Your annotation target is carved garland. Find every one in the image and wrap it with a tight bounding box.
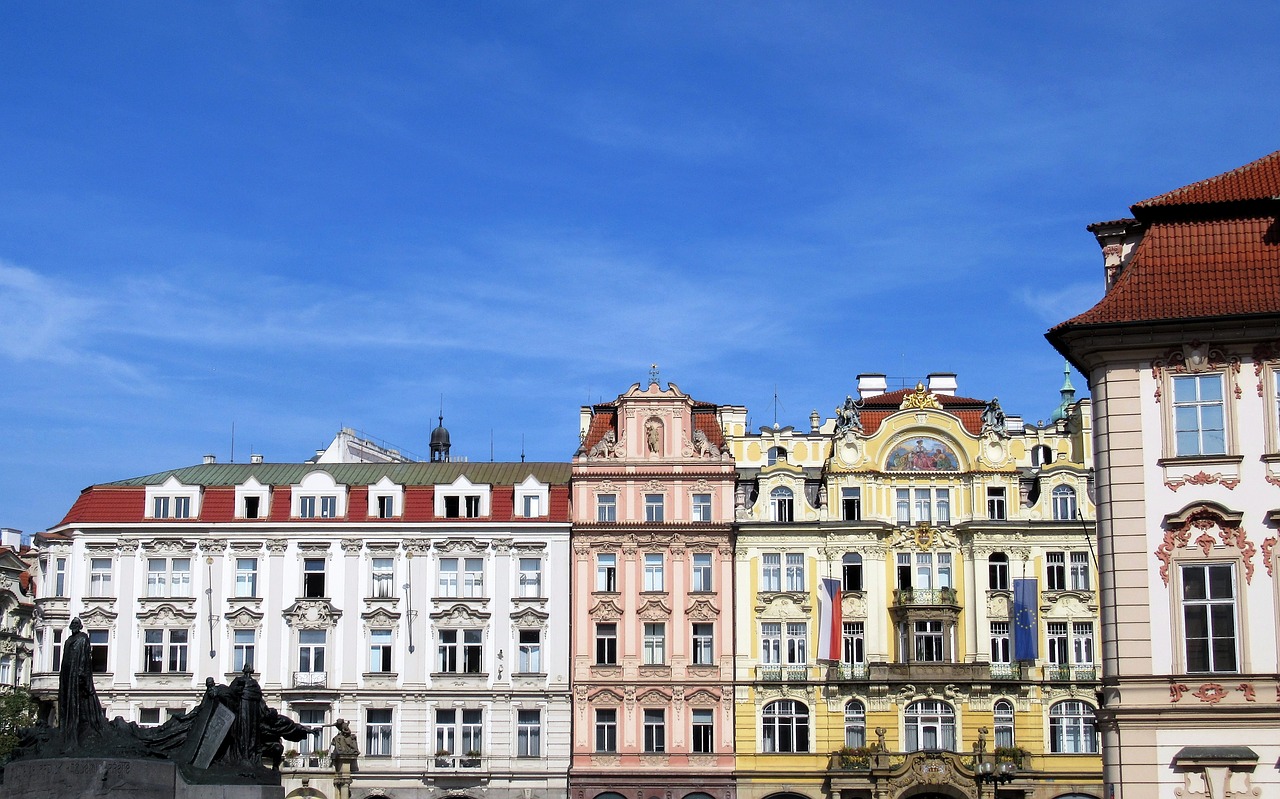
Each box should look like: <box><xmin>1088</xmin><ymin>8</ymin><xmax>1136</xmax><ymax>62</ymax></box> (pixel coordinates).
<box><xmin>1253</xmin><ymin>341</ymin><xmax>1279</xmax><ymax>396</ymax></box>
<box><xmin>1264</xmin><ymin>537</ymin><xmax>1278</xmax><ymax>579</ymax></box>
<box><xmin>1151</xmin><ymin>341</ymin><xmax>1242</xmax><ymax>402</ymax></box>
<box><xmin>1165</xmin><ymin>471</ymin><xmax>1241</xmax><ymax>491</ymax></box>
<box><xmin>1156</xmin><ymin>507</ymin><xmax>1254</xmax><ymax>585</ymax></box>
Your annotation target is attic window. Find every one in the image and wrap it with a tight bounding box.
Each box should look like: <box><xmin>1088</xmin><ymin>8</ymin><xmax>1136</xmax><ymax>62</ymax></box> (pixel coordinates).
<box><xmin>244</xmin><ymin>497</ymin><xmax>260</xmax><ymax>519</ymax></box>
<box><xmin>767</xmin><ymin>447</ymin><xmax>787</xmax><ymax>466</ymax></box>
<box><xmin>377</xmin><ymin>496</ymin><xmax>394</xmax><ymax>519</ymax></box>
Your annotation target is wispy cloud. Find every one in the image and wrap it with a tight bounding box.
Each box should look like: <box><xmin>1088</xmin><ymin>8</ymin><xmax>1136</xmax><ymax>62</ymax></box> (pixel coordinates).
<box><xmin>1016</xmin><ymin>282</ymin><xmax>1103</xmax><ymax>325</ymax></box>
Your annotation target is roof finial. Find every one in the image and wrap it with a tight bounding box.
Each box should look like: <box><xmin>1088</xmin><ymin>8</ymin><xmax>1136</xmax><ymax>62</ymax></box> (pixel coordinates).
<box><xmin>1050</xmin><ymin>360</ymin><xmax>1078</xmax><ymax>423</ymax></box>
<box><xmin>648</xmin><ymin>363</ymin><xmax>660</xmax><ymax>387</ymax></box>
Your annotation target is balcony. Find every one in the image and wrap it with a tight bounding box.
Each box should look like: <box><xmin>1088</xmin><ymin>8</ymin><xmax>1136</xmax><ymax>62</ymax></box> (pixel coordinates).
<box><xmin>1044</xmin><ymin>664</ymin><xmax>1098</xmax><ymax>681</ymax></box>
<box><xmin>828</xmin><ymin>663</ymin><xmax>869</xmax><ymax>681</ymax></box>
<box><xmin>989</xmin><ymin>663</ymin><xmax>1021</xmax><ymax>680</ymax></box>
<box><xmin>755</xmin><ymin>665</ymin><xmax>813</xmax><ymax>682</ymax></box>
<box><xmin>892</xmin><ymin>587</ymin><xmax>958</xmax><ymax>606</ymax></box>
<box><xmin>292</xmin><ymin>671</ymin><xmax>328</xmax><ymax>688</ymax></box>
<box><xmin>430</xmin><ymin>753</ymin><xmax>486</xmax><ymax>772</ymax></box>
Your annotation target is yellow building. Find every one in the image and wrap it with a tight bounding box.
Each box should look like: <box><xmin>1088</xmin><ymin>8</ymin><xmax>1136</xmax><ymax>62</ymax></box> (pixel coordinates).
<box><xmin>728</xmin><ymin>372</ymin><xmax>1102</xmax><ymax>799</ymax></box>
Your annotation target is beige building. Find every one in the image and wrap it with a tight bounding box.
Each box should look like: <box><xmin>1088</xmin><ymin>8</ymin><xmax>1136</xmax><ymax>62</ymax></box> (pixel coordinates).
<box><xmin>1049</xmin><ymin>149</ymin><xmax>1280</xmax><ymax>798</ymax></box>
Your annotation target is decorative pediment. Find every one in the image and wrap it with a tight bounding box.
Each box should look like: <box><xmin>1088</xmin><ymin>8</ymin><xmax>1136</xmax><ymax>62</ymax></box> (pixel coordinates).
<box><xmin>840</xmin><ymin>593</ymin><xmax>868</xmax><ymax>619</ymax></box>
<box><xmin>754</xmin><ymin>592</ymin><xmax>810</xmax><ymax>617</ymax></box>
<box><xmin>1152</xmin><ymin>341</ymin><xmax>1242</xmax><ymax>402</ymax></box>
<box><xmin>366</xmin><ymin>542</ymin><xmax>399</xmax><ymax>555</ymax></box>
<box><xmin>429</xmin><ymin>603</ymin><xmax>490</xmax><ymax>626</ymax></box>
<box><xmin>510</xmin><ymin>607</ymin><xmax>549</xmax><ymax>627</ymax></box>
<box><xmin>590</xmin><ymin>687</ymin><xmax>623</xmax><ymax>704</ymax></box>
<box><xmin>230</xmin><ymin>541</ymin><xmax>264</xmax><ymax>553</ymax></box>
<box><xmin>589</xmin><ymin>599</ymin><xmax>623</xmax><ymax>621</ymax></box>
<box><xmin>434</xmin><ymin>539</ymin><xmax>488</xmax><ymax>554</ymax></box>
<box><xmin>986</xmin><ymin>593</ymin><xmax>1010</xmax><ymax>620</ymax></box>
<box><xmin>224</xmin><ymin>606</ymin><xmax>264</xmax><ymax>628</ymax></box>
<box><xmin>684</xmin><ymin>688</ymin><xmax>721</xmax><ymax>707</ymax></box>
<box><xmin>144</xmin><ymin>539</ymin><xmax>197</xmax><ymax>556</ymax></box>
<box><xmin>685</xmin><ymin>597</ymin><xmax>720</xmax><ymax>621</ymax></box>
<box><xmin>513</xmin><ymin>541</ymin><xmax>546</xmax><ymax>553</ymax></box>
<box><xmin>137</xmin><ymin>602</ymin><xmax>197</xmax><ymax>625</ymax></box>
<box><xmin>282</xmin><ymin>599</ymin><xmax>342</xmax><ymax>629</ymax></box>
<box><xmin>297</xmin><ymin>542</ymin><xmax>332</xmax><ymax>554</ymax></box>
<box><xmin>636</xmin><ymin>598</ymin><xmax>672</xmax><ymax>621</ymax></box>
<box><xmin>1157</xmin><ymin>502</ymin><xmax>1254</xmax><ymax>585</ymax></box>
<box><xmin>890</xmin><ymin>524</ymin><xmax>959</xmax><ymax>551</ymax></box>
<box><xmin>899</xmin><ymin>383</ymin><xmax>943</xmax><ymax>411</ymax></box>
<box><xmin>1041</xmin><ymin>591</ymin><xmax>1097</xmax><ymax>618</ymax></box>
<box><xmin>360</xmin><ymin>608</ymin><xmax>401</xmax><ymax>625</ymax></box>
<box><xmin>636</xmin><ymin>688</ymin><xmax>671</xmax><ymax>705</ymax></box>
<box><xmin>78</xmin><ymin>607</ymin><xmax>117</xmax><ymax>625</ymax></box>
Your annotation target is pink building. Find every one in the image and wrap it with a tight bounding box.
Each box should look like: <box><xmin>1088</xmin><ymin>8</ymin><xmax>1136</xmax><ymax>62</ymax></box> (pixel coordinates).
<box><xmin>569</xmin><ymin>377</ymin><xmax>743</xmax><ymax>799</ymax></box>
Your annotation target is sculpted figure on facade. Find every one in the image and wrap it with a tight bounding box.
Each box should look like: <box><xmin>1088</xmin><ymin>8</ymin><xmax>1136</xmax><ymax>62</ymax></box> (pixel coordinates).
<box><xmin>589</xmin><ymin>430</ymin><xmax>619</xmax><ymax>459</ymax></box>
<box><xmin>834</xmin><ymin>395</ymin><xmax>862</xmax><ymax>435</ymax></box>
<box><xmin>645</xmin><ymin>417</ymin><xmax>661</xmax><ymax>453</ymax></box>
<box><xmin>981</xmin><ymin>397</ymin><xmax>1007</xmax><ymax>436</ymax></box>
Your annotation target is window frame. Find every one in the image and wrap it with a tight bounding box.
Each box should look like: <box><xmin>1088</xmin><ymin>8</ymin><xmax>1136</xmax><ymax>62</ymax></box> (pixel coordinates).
<box><xmin>1170</xmin><ymin>372</ymin><xmax>1228</xmax><ymax>457</ymax></box>
<box><xmin>1180</xmin><ymin>561</ymin><xmax>1240</xmax><ymax>674</ymax></box>
<box><xmin>644</xmin><ymin>493</ymin><xmax>665</xmax><ymax>523</ymax></box>
<box><xmin>691</xmin><ymin>552</ymin><xmax>713</xmax><ymax>592</ymax></box>
<box><xmin>1049</xmin><ymin>700</ymin><xmax>1098</xmax><ymax>754</ymax></box>
<box><xmin>691</xmin><ymin>493</ymin><xmax>712</xmax><ymax>522</ymax></box>
<box><xmin>761</xmin><ymin>699</ymin><xmax>809</xmax><ymax>753</ymax></box>
<box><xmin>366</xmin><ymin>708</ymin><xmax>394</xmax><ymax>757</ymax></box>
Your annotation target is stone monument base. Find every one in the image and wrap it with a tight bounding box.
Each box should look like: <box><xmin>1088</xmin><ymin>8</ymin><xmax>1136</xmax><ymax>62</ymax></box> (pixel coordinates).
<box><xmin>3</xmin><ymin>758</ymin><xmax>285</xmax><ymax>799</ymax></box>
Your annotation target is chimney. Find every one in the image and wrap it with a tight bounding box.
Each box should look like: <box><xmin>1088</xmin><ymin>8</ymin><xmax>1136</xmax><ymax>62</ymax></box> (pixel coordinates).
<box><xmin>857</xmin><ymin>373</ymin><xmax>887</xmax><ymax>399</ymax></box>
<box><xmin>250</xmin><ymin>453</ymin><xmax>264</xmax><ymax>464</ymax></box>
<box><xmin>0</xmin><ymin>529</ymin><xmax>21</xmax><ymax>549</ymax></box>
<box><xmin>203</xmin><ymin>454</ymin><xmax>216</xmax><ymax>465</ymax></box>
<box><xmin>926</xmin><ymin>373</ymin><xmax>957</xmax><ymax>396</ymax></box>
<box><xmin>1087</xmin><ymin>218</ymin><xmax>1143</xmax><ymax>291</ymax></box>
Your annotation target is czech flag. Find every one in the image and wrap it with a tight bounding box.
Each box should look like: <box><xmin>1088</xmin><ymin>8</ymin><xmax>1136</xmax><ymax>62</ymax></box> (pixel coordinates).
<box><xmin>818</xmin><ymin>577</ymin><xmax>843</xmax><ymax>661</ymax></box>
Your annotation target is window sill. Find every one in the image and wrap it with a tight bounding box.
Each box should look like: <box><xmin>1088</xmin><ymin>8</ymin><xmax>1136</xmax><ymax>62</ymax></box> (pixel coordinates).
<box><xmin>432</xmin><ymin>596</ymin><xmax>488</xmax><ymax>603</ymax></box>
<box><xmin>364</xmin><ymin>595</ymin><xmax>399</xmax><ymax>602</ymax></box>
<box><xmin>140</xmin><ymin>596</ymin><xmax>196</xmax><ymax>603</ymax></box>
<box><xmin>431</xmin><ymin>672</ymin><xmax>488</xmax><ymax>679</ymax></box>
<box><xmin>362</xmin><ymin>671</ymin><xmax>399</xmax><ymax>679</ymax></box>
<box><xmin>136</xmin><ymin>671</ymin><xmax>194</xmax><ymax>679</ymax></box>
<box><xmin>1157</xmin><ymin>454</ymin><xmax>1243</xmax><ymax>467</ymax></box>
<box><xmin>512</xmin><ymin>671</ymin><xmax>546</xmax><ymax>678</ymax></box>
<box><xmin>1262</xmin><ymin>453</ymin><xmax>1280</xmax><ymax>463</ymax></box>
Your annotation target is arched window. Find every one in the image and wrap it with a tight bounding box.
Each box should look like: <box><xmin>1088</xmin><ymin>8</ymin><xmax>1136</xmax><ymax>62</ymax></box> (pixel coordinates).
<box><xmin>771</xmin><ymin>487</ymin><xmax>794</xmax><ymax>522</ymax></box>
<box><xmin>993</xmin><ymin>699</ymin><xmax>1014</xmax><ymax>748</ymax></box>
<box><xmin>767</xmin><ymin>446</ymin><xmax>787</xmax><ymax>466</ymax></box>
<box><xmin>842</xmin><ymin>553</ymin><xmax>863</xmax><ymax>591</ymax></box>
<box><xmin>1031</xmin><ymin>444</ymin><xmax>1053</xmax><ymax>467</ymax></box>
<box><xmin>988</xmin><ymin>553</ymin><xmax>1009</xmax><ymax>590</ymax></box>
<box><xmin>904</xmin><ymin>700</ymin><xmax>956</xmax><ymax>751</ymax></box>
<box><xmin>1052</xmin><ymin>485</ymin><xmax>1077</xmax><ymax>520</ymax></box>
<box><xmin>1049</xmin><ymin>701</ymin><xmax>1098</xmax><ymax>753</ymax></box>
<box><xmin>843</xmin><ymin>700</ymin><xmax>865</xmax><ymax>747</ymax></box>
<box><xmin>761</xmin><ymin>699</ymin><xmax>809</xmax><ymax>753</ymax></box>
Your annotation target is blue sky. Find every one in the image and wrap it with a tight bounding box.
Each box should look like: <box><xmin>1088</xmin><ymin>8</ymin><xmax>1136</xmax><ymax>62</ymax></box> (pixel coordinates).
<box><xmin>2</xmin><ymin>2</ymin><xmax>1278</xmax><ymax>534</ymax></box>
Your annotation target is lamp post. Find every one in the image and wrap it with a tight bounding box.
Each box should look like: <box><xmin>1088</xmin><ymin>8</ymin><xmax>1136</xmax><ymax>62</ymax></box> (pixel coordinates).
<box><xmin>974</xmin><ymin>758</ymin><xmax>1017</xmax><ymax>799</ymax></box>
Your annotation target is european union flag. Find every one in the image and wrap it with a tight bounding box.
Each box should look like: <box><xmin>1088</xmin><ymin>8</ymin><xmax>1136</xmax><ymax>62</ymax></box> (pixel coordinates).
<box><xmin>1013</xmin><ymin>578</ymin><xmax>1039</xmax><ymax>661</ymax></box>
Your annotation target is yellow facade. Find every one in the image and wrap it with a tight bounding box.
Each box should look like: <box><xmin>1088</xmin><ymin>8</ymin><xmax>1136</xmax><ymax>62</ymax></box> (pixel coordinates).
<box><xmin>728</xmin><ymin>376</ymin><xmax>1102</xmax><ymax>799</ymax></box>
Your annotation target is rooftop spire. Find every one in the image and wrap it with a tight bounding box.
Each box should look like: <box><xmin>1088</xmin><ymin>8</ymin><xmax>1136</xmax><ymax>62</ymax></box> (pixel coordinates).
<box><xmin>1050</xmin><ymin>361</ymin><xmax>1077</xmax><ymax>423</ymax></box>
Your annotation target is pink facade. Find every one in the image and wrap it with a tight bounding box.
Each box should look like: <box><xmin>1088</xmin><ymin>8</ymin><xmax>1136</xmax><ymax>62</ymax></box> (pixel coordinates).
<box><xmin>570</xmin><ymin>381</ymin><xmax>739</xmax><ymax>799</ymax></box>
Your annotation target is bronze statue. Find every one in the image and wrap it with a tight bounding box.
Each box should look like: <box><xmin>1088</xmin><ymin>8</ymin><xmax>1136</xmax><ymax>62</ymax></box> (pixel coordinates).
<box><xmin>56</xmin><ymin>618</ymin><xmax>106</xmax><ymax>746</ymax></box>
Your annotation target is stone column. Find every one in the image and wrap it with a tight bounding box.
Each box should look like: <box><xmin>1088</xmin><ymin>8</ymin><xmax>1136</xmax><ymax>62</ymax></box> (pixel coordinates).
<box><xmin>332</xmin><ymin>755</ymin><xmax>357</xmax><ymax>799</ymax></box>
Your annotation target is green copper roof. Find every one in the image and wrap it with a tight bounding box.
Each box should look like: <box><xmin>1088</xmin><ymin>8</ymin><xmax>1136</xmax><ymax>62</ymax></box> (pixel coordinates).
<box><xmin>101</xmin><ymin>461</ymin><xmax>571</xmax><ymax>488</ymax></box>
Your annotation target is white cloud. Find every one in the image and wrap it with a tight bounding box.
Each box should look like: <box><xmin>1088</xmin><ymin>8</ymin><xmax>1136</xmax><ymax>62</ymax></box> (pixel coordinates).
<box><xmin>1016</xmin><ymin>282</ymin><xmax>1103</xmax><ymax>325</ymax></box>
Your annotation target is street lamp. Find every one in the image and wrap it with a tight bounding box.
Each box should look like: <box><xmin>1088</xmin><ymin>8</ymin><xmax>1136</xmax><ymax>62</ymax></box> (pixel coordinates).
<box><xmin>974</xmin><ymin>758</ymin><xmax>1017</xmax><ymax>798</ymax></box>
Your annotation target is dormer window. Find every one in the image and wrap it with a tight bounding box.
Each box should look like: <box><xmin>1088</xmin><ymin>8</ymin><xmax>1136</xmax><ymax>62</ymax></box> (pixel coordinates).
<box><xmin>377</xmin><ymin>496</ymin><xmax>395</xmax><ymax>518</ymax></box>
<box><xmin>236</xmin><ymin>477</ymin><xmax>271</xmax><ymax>520</ymax></box>
<box><xmin>367</xmin><ymin>476</ymin><xmax>404</xmax><ymax>520</ymax></box>
<box><xmin>145</xmin><ymin>476</ymin><xmax>202</xmax><ymax>520</ymax></box>
<box><xmin>291</xmin><ymin>471</ymin><xmax>346</xmax><ymax>519</ymax></box>
<box><xmin>514</xmin><ymin>475</ymin><xmax>550</xmax><ymax>519</ymax></box>
<box><xmin>299</xmin><ymin>496</ymin><xmax>337</xmax><ymax>519</ymax></box>
<box><xmin>244</xmin><ymin>497</ymin><xmax>261</xmax><ymax>519</ymax></box>
<box><xmin>435</xmin><ymin>476</ymin><xmax>491</xmax><ymax>519</ymax></box>
<box><xmin>767</xmin><ymin>447</ymin><xmax>787</xmax><ymax>466</ymax></box>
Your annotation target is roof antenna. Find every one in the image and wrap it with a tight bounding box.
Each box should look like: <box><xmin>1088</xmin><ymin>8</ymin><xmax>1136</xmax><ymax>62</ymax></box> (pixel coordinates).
<box><xmin>230</xmin><ymin>422</ymin><xmax>235</xmax><ymax>464</ymax></box>
<box><xmin>521</xmin><ymin>434</ymin><xmax>526</xmax><ymax>463</ymax></box>
<box><xmin>490</xmin><ymin>429</ymin><xmax>494</xmax><ymax>462</ymax></box>
<box><xmin>772</xmin><ymin>385</ymin><xmax>785</xmax><ymax>429</ymax></box>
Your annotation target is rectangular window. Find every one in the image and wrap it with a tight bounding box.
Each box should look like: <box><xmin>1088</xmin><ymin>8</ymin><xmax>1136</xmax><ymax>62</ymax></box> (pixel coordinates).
<box><xmin>842</xmin><ymin>621</ymin><xmax>865</xmax><ymax>665</ymax></box>
<box><xmin>89</xmin><ymin>629</ymin><xmax>109</xmax><ymax>672</ymax></box>
<box><xmin>914</xmin><ymin>620</ymin><xmax>944</xmax><ymax>662</ymax></box>
<box><xmin>299</xmin><ymin>496</ymin><xmax>316</xmax><ymax>518</ymax></box>
<box><xmin>517</xmin><ymin>629</ymin><xmax>542</xmax><ymax>673</ymax></box>
<box><xmin>1182</xmin><ymin>563</ymin><xmax>1238</xmax><ymax>673</ymax></box>
<box><xmin>51</xmin><ymin>629</ymin><xmax>63</xmax><ymax>672</ymax></box>
<box><xmin>935</xmin><ymin>488</ymin><xmax>950</xmax><ymax>524</ymax></box>
<box><xmin>645</xmin><ymin>494</ymin><xmax>664</xmax><ymax>523</ymax></box>
<box><xmin>233</xmin><ymin>629</ymin><xmax>256</xmax><ymax>672</ymax></box>
<box><xmin>643</xmin><ymin>553</ymin><xmax>664</xmax><ymax>591</ymax></box>
<box><xmin>692</xmin><ymin>708</ymin><xmax>714</xmax><ymax>754</ymax></box>
<box><xmin>596</xmin><ymin>493</ymin><xmax>617</xmax><ymax>523</ymax></box>
<box><xmin>376</xmin><ymin>495</ymin><xmax>394</xmax><ymax>518</ymax></box>
<box><xmin>139</xmin><ymin>707</ymin><xmax>161</xmax><ymax>726</ymax></box>
<box><xmin>760</xmin><ymin>622</ymin><xmax>781</xmax><ymax>664</ymax></box>
<box><xmin>897</xmin><ymin>552</ymin><xmax>913</xmax><ymax>589</ymax></box>
<box><xmin>320</xmin><ymin>496</ymin><xmax>337</xmax><ymax>518</ymax></box>
<box><xmin>785</xmin><ymin>552</ymin><xmax>805</xmax><ymax>592</ymax></box>
<box><xmin>1070</xmin><ymin>552</ymin><xmax>1090</xmax><ymax>590</ymax></box>
<box><xmin>643</xmin><ymin>708</ymin><xmax>666</xmax><ymax>753</ymax></box>
<box><xmin>594</xmin><ymin>708</ymin><xmax>617</xmax><ymax>752</ymax></box>
<box><xmin>1046</xmin><ymin>552</ymin><xmax>1066</xmax><ymax>591</ymax></box>
<box><xmin>842</xmin><ymin>487</ymin><xmax>862</xmax><ymax>521</ymax></box>
<box><xmin>785</xmin><ymin>622</ymin><xmax>808</xmax><ymax>665</ymax></box>
<box><xmin>842</xmin><ymin>554</ymin><xmax>863</xmax><ymax>591</ymax></box>
<box><xmin>1047</xmin><ymin>622</ymin><xmax>1069</xmax><ymax>665</ymax></box>
<box><xmin>54</xmin><ymin>557</ymin><xmax>67</xmax><ymax>597</ymax></box>
<box><xmin>692</xmin><ymin>493</ymin><xmax>712</xmax><ymax>522</ymax></box>
<box><xmin>989</xmin><ymin>555</ymin><xmax>1009</xmax><ymax>591</ymax></box>
<box><xmin>174</xmin><ymin>496</ymin><xmax>191</xmax><ymax>519</ymax></box>
<box><xmin>439</xmin><ymin>629</ymin><xmax>459</xmax><ymax>672</ymax></box>
<box><xmin>144</xmin><ymin>629</ymin><xmax>188</xmax><ymax>673</ymax></box>
<box><xmin>243</xmin><ymin>496</ymin><xmax>260</xmax><ymax>519</ymax></box>
<box><xmin>914</xmin><ymin>488</ymin><xmax>932</xmax><ymax>523</ymax></box>
<box><xmin>369</xmin><ymin>629</ymin><xmax>393</xmax><ymax>673</ymax></box>
<box><xmin>298</xmin><ymin>629</ymin><xmax>326</xmax><ymax>673</ymax></box>
<box><xmin>1072</xmin><ymin>622</ymin><xmax>1094</xmax><ymax>665</ymax></box>
<box><xmin>522</xmin><ymin>494</ymin><xmax>540</xmax><ymax>518</ymax></box>
<box><xmin>463</xmin><ymin>629</ymin><xmax>483</xmax><ymax>673</ymax></box>
<box><xmin>88</xmin><ymin>558</ymin><xmax>113</xmax><ymax>597</ymax></box>
<box><xmin>643</xmin><ymin>623</ymin><xmax>666</xmax><ymax>665</ymax></box>
<box><xmin>298</xmin><ymin>708</ymin><xmax>328</xmax><ymax>761</ymax></box>
<box><xmin>147</xmin><ymin>558</ymin><xmax>191</xmax><ymax>598</ymax></box>
<box><xmin>371</xmin><ymin>557</ymin><xmax>394</xmax><ymax>598</ymax></box>
<box><xmin>439</xmin><ymin>629</ymin><xmax>484</xmax><ymax>674</ymax></box>
<box><xmin>761</xmin><ymin>553</ymin><xmax>781</xmax><ymax>592</ymax></box>
<box><xmin>1173</xmin><ymin>374</ymin><xmax>1226</xmax><ymax>456</ymax></box>
<box><xmin>896</xmin><ymin>488</ymin><xmax>911</xmax><ymax>524</ymax></box>
<box><xmin>915</xmin><ymin>553</ymin><xmax>934</xmax><ymax>589</ymax></box>
<box><xmin>439</xmin><ymin>558</ymin><xmax>459</xmax><ymax>596</ymax></box>
<box><xmin>595</xmin><ymin>623</ymin><xmax>617</xmax><ymax>665</ymax></box>
<box><xmin>692</xmin><ymin>623</ymin><xmax>714</xmax><ymax>665</ymax></box>
<box><xmin>464</xmin><ymin>495</ymin><xmax>481</xmax><ymax>517</ymax></box>
<box><xmin>462</xmin><ymin>558</ymin><xmax>484</xmax><ymax>597</ymax></box>
<box><xmin>691</xmin><ymin>553</ymin><xmax>713</xmax><ymax>591</ymax></box>
<box><xmin>990</xmin><ymin>622</ymin><xmax>1010</xmax><ymax>663</ymax></box>
<box><xmin>987</xmin><ymin>486</ymin><xmax>1006</xmax><ymax>520</ymax></box>
<box><xmin>153</xmin><ymin>496</ymin><xmax>170</xmax><ymax>519</ymax></box>
<box><xmin>444</xmin><ymin>496</ymin><xmax>460</xmax><ymax>518</ymax></box>
<box><xmin>303</xmin><ymin>558</ymin><xmax>326</xmax><ymax>597</ymax></box>
<box><xmin>518</xmin><ymin>558</ymin><xmax>542</xmax><ymax>598</ymax></box>
<box><xmin>517</xmin><ymin>709</ymin><xmax>541</xmax><ymax>757</ymax></box>
<box><xmin>235</xmin><ymin>558</ymin><xmax>258</xmax><ymax>598</ymax></box>
<box><xmin>596</xmin><ymin>554</ymin><xmax>617</xmax><ymax>592</ymax></box>
<box><xmin>365</xmin><ymin>708</ymin><xmax>392</xmax><ymax>756</ymax></box>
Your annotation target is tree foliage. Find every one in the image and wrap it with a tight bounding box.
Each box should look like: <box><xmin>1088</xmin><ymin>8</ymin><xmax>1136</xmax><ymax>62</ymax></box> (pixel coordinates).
<box><xmin>0</xmin><ymin>688</ymin><xmax>39</xmax><ymax>761</ymax></box>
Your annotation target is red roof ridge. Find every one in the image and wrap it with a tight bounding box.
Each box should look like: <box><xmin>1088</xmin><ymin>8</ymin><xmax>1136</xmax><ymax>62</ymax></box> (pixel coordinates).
<box><xmin>1133</xmin><ymin>149</ymin><xmax>1280</xmax><ymax>209</ymax></box>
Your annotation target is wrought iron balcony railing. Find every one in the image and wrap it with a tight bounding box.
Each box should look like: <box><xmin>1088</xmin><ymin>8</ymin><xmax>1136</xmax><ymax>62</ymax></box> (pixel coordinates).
<box><xmin>892</xmin><ymin>587</ymin><xmax>959</xmax><ymax>606</ymax></box>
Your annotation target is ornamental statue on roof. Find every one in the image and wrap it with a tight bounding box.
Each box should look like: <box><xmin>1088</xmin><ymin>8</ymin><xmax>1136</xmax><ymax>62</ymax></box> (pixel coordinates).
<box><xmin>981</xmin><ymin>397</ymin><xmax>1008</xmax><ymax>437</ymax></box>
<box><xmin>834</xmin><ymin>395</ymin><xmax>862</xmax><ymax>436</ymax></box>
<box><xmin>899</xmin><ymin>382</ymin><xmax>943</xmax><ymax>411</ymax></box>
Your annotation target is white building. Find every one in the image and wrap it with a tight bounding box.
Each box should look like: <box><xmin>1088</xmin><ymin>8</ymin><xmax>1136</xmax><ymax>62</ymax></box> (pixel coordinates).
<box><xmin>32</xmin><ymin>431</ymin><xmax>572</xmax><ymax>799</ymax></box>
<box><xmin>1050</xmin><ymin>150</ymin><xmax>1280</xmax><ymax>798</ymax></box>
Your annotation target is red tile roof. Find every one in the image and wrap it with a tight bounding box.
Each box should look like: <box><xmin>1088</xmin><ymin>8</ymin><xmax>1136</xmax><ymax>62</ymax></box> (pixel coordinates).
<box><xmin>581</xmin><ymin>408</ymin><xmax>618</xmax><ymax>453</ymax></box>
<box><xmin>692</xmin><ymin>407</ymin><xmax>727</xmax><ymax>449</ymax></box>
<box><xmin>1134</xmin><ymin>149</ymin><xmax>1280</xmax><ymax>208</ymax></box>
<box><xmin>58</xmin><ymin>488</ymin><xmax>144</xmax><ymax>526</ymax></box>
<box><xmin>201</xmin><ymin>487</ymin><xmax>235</xmax><ymax>521</ymax></box>
<box><xmin>857</xmin><ymin>389</ymin><xmax>989</xmax><ymax>436</ymax></box>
